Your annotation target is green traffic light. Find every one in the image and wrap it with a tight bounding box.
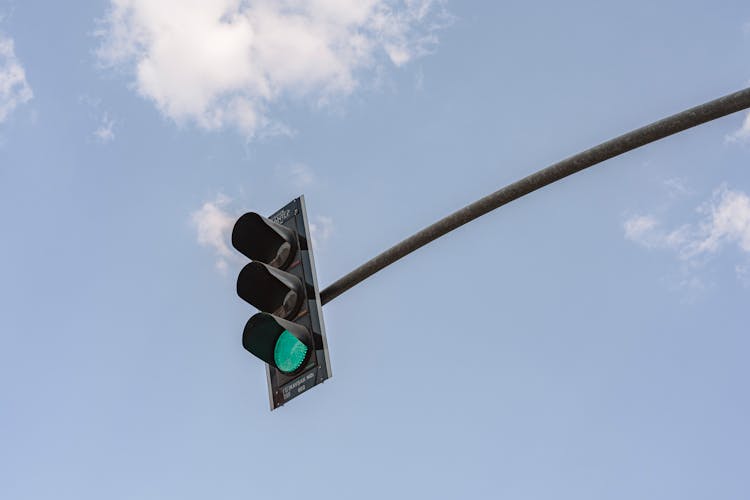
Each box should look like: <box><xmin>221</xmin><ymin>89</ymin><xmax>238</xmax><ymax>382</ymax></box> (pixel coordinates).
<box><xmin>274</xmin><ymin>330</ymin><xmax>308</xmax><ymax>373</ymax></box>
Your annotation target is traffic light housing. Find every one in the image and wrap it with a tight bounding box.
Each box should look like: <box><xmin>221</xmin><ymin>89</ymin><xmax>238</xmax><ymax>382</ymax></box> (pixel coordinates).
<box><xmin>232</xmin><ymin>196</ymin><xmax>331</xmax><ymax>409</ymax></box>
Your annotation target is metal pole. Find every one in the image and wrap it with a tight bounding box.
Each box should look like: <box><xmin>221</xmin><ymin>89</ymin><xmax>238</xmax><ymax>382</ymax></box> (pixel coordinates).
<box><xmin>320</xmin><ymin>87</ymin><xmax>750</xmax><ymax>305</ymax></box>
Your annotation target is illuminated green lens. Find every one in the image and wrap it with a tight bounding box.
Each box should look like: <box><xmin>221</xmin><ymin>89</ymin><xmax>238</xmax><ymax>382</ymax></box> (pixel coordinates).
<box><xmin>274</xmin><ymin>331</ymin><xmax>308</xmax><ymax>373</ymax></box>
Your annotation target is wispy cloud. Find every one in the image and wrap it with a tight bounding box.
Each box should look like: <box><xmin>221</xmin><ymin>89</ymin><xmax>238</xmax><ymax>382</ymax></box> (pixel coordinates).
<box><xmin>79</xmin><ymin>95</ymin><xmax>117</xmax><ymax>143</ymax></box>
<box><xmin>725</xmin><ymin>111</ymin><xmax>750</xmax><ymax>143</ymax></box>
<box><xmin>276</xmin><ymin>162</ymin><xmax>316</xmax><ymax>190</ymax></box>
<box><xmin>624</xmin><ymin>214</ymin><xmax>659</xmax><ymax>245</ymax></box>
<box><xmin>624</xmin><ymin>214</ymin><xmax>689</xmax><ymax>250</ymax></box>
<box><xmin>94</xmin><ymin>113</ymin><xmax>115</xmax><ymax>143</ymax></box>
<box><xmin>191</xmin><ymin>194</ymin><xmax>238</xmax><ymax>273</ymax></box>
<box><xmin>663</xmin><ymin>177</ymin><xmax>693</xmax><ymax>200</ymax></box>
<box><xmin>0</xmin><ymin>33</ymin><xmax>32</xmax><ymax>123</ymax></box>
<box><xmin>414</xmin><ymin>66</ymin><xmax>424</xmax><ymax>91</ymax></box>
<box><xmin>96</xmin><ymin>0</ymin><xmax>449</xmax><ymax>137</ymax></box>
<box><xmin>682</xmin><ymin>186</ymin><xmax>750</xmax><ymax>257</ymax></box>
<box><xmin>309</xmin><ymin>215</ymin><xmax>334</xmax><ymax>250</ymax></box>
<box><xmin>624</xmin><ymin>185</ymin><xmax>750</xmax><ymax>284</ymax></box>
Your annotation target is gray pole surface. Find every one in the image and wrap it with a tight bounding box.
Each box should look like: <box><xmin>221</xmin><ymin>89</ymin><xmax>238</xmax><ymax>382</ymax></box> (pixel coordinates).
<box><xmin>319</xmin><ymin>87</ymin><xmax>750</xmax><ymax>305</ymax></box>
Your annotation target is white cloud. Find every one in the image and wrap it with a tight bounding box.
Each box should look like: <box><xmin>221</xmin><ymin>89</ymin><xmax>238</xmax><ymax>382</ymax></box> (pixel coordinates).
<box><xmin>663</xmin><ymin>177</ymin><xmax>693</xmax><ymax>199</ymax></box>
<box><xmin>624</xmin><ymin>215</ymin><xmax>659</xmax><ymax>244</ymax></box>
<box><xmin>79</xmin><ymin>95</ymin><xmax>117</xmax><ymax>143</ymax></box>
<box><xmin>290</xmin><ymin>163</ymin><xmax>315</xmax><ymax>188</ymax></box>
<box><xmin>97</xmin><ymin>0</ymin><xmax>448</xmax><ymax>136</ymax></box>
<box><xmin>623</xmin><ymin>214</ymin><xmax>688</xmax><ymax>250</ymax></box>
<box><xmin>309</xmin><ymin>214</ymin><xmax>334</xmax><ymax>249</ymax></box>
<box><xmin>726</xmin><ymin>111</ymin><xmax>750</xmax><ymax>143</ymax></box>
<box><xmin>624</xmin><ymin>186</ymin><xmax>750</xmax><ymax>282</ymax></box>
<box><xmin>276</xmin><ymin>162</ymin><xmax>316</xmax><ymax>190</ymax></box>
<box><xmin>684</xmin><ymin>186</ymin><xmax>750</xmax><ymax>257</ymax></box>
<box><xmin>94</xmin><ymin>113</ymin><xmax>115</xmax><ymax>142</ymax></box>
<box><xmin>0</xmin><ymin>33</ymin><xmax>32</xmax><ymax>123</ymax></box>
<box><xmin>191</xmin><ymin>193</ymin><xmax>237</xmax><ymax>272</ymax></box>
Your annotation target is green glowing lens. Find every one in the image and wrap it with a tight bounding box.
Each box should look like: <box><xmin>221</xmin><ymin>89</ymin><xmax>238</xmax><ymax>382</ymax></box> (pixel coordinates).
<box><xmin>274</xmin><ymin>331</ymin><xmax>308</xmax><ymax>373</ymax></box>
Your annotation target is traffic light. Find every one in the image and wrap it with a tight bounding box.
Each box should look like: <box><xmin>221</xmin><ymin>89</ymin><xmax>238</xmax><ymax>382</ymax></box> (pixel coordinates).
<box><xmin>232</xmin><ymin>196</ymin><xmax>331</xmax><ymax>409</ymax></box>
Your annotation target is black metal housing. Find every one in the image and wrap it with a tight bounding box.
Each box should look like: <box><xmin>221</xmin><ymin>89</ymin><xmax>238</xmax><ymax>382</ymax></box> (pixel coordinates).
<box><xmin>232</xmin><ymin>196</ymin><xmax>331</xmax><ymax>410</ymax></box>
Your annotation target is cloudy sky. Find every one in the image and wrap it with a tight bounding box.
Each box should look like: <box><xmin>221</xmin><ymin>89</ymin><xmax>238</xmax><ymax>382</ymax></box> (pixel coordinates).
<box><xmin>2</xmin><ymin>1</ymin><xmax>749</xmax><ymax>499</ymax></box>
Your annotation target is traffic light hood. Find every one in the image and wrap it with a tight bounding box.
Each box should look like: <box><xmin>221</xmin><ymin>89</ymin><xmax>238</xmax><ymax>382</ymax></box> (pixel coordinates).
<box><xmin>237</xmin><ymin>262</ymin><xmax>305</xmax><ymax>320</ymax></box>
<box><xmin>231</xmin><ymin>212</ymin><xmax>297</xmax><ymax>269</ymax></box>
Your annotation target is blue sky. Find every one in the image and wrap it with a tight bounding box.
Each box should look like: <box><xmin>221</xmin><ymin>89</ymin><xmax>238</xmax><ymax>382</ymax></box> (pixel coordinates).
<box><xmin>2</xmin><ymin>1</ymin><xmax>750</xmax><ymax>499</ymax></box>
